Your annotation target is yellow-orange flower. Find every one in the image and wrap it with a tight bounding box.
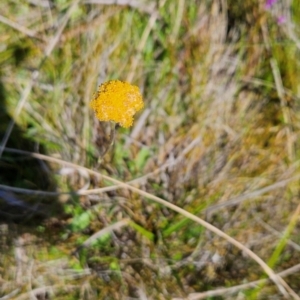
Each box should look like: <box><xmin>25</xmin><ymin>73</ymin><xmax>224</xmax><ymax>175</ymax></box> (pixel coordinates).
<box><xmin>90</xmin><ymin>80</ymin><xmax>144</xmax><ymax>128</ymax></box>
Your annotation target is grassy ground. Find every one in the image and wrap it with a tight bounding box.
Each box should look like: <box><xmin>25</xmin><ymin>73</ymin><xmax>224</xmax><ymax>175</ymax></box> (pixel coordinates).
<box><xmin>1</xmin><ymin>0</ymin><xmax>300</xmax><ymax>299</ymax></box>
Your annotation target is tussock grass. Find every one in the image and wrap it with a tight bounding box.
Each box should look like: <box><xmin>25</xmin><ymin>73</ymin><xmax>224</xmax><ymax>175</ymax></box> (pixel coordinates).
<box><xmin>1</xmin><ymin>0</ymin><xmax>300</xmax><ymax>299</ymax></box>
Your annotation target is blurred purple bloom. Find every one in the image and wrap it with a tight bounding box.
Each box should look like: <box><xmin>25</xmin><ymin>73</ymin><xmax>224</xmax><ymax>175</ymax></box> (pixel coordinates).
<box><xmin>277</xmin><ymin>16</ymin><xmax>286</xmax><ymax>24</ymax></box>
<box><xmin>265</xmin><ymin>0</ymin><xmax>277</xmax><ymax>9</ymax></box>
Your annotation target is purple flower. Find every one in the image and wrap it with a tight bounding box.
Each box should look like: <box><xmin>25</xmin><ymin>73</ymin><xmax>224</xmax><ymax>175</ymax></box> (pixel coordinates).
<box><xmin>265</xmin><ymin>0</ymin><xmax>277</xmax><ymax>10</ymax></box>
<box><xmin>277</xmin><ymin>16</ymin><xmax>286</xmax><ymax>24</ymax></box>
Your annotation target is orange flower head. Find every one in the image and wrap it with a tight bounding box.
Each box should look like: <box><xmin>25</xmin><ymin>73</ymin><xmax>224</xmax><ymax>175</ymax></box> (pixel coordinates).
<box><xmin>90</xmin><ymin>80</ymin><xmax>144</xmax><ymax>128</ymax></box>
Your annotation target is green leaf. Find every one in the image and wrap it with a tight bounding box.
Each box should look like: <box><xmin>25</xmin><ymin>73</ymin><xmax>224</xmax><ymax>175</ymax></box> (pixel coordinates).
<box><xmin>129</xmin><ymin>221</ymin><xmax>154</xmax><ymax>241</ymax></box>
<box><xmin>135</xmin><ymin>147</ymin><xmax>151</xmax><ymax>172</ymax></box>
<box><xmin>69</xmin><ymin>211</ymin><xmax>91</xmax><ymax>232</ymax></box>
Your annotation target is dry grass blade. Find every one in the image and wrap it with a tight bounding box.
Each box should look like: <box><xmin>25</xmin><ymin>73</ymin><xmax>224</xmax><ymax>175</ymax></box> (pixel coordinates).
<box><xmin>43</xmin><ymin>0</ymin><xmax>80</xmax><ymax>58</ymax></box>
<box><xmin>3</xmin><ymin>147</ymin><xmax>299</xmax><ymax>299</ymax></box>
<box><xmin>126</xmin><ymin>3</ymin><xmax>161</xmax><ymax>81</ymax></box>
<box><xmin>0</xmin><ymin>183</ymin><xmax>120</xmax><ymax>196</ymax></box>
<box><xmin>170</xmin><ymin>0</ymin><xmax>185</xmax><ymax>43</ymax></box>
<box><xmin>0</xmin><ymin>0</ymin><xmax>80</xmax><ymax>159</ymax></box>
<box><xmin>182</xmin><ymin>263</ymin><xmax>300</xmax><ymax>300</ymax></box>
<box><xmin>261</xmin><ymin>22</ymin><xmax>295</xmax><ymax>161</ymax></box>
<box><xmin>0</xmin><ymin>14</ymin><xmax>37</xmax><ymax>38</ymax></box>
<box><xmin>0</xmin><ymin>289</ymin><xmax>20</xmax><ymax>300</ymax></box>
<box><xmin>253</xmin><ymin>213</ymin><xmax>300</xmax><ymax>252</ymax></box>
<box><xmin>270</xmin><ymin>57</ymin><xmax>295</xmax><ymax>161</ymax></box>
<box><xmin>73</xmin><ymin>218</ymin><xmax>130</xmax><ymax>253</ymax></box>
<box><xmin>0</xmin><ymin>137</ymin><xmax>202</xmax><ymax>196</ymax></box>
<box><xmin>205</xmin><ymin>175</ymin><xmax>300</xmax><ymax>215</ymax></box>
<box><xmin>0</xmin><ymin>71</ymin><xmax>39</xmax><ymax>158</ymax></box>
<box><xmin>15</xmin><ymin>285</ymin><xmax>76</xmax><ymax>300</ymax></box>
<box><xmin>83</xmin><ymin>0</ymin><xmax>157</xmax><ymax>14</ymax></box>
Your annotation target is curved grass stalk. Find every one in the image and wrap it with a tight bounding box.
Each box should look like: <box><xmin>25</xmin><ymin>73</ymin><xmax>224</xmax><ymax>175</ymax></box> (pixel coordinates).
<box><xmin>2</xmin><ymin>147</ymin><xmax>299</xmax><ymax>299</ymax></box>
<box><xmin>185</xmin><ymin>263</ymin><xmax>300</xmax><ymax>300</ymax></box>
